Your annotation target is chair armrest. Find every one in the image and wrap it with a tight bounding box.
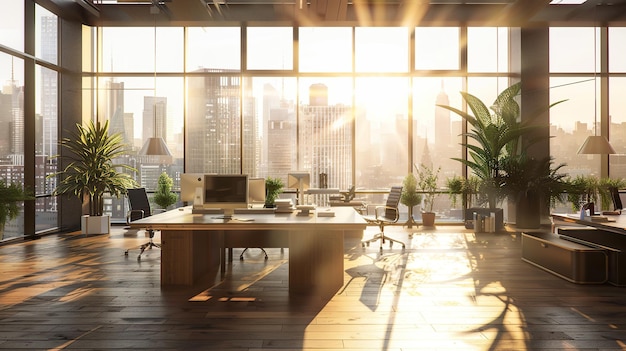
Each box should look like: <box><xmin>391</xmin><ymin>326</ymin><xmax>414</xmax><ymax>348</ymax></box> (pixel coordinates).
<box><xmin>153</xmin><ymin>208</ymin><xmax>167</xmax><ymax>214</ymax></box>
<box><xmin>127</xmin><ymin>209</ymin><xmax>145</xmax><ymax>224</ymax></box>
<box><xmin>374</xmin><ymin>205</ymin><xmax>399</xmax><ymax>222</ymax></box>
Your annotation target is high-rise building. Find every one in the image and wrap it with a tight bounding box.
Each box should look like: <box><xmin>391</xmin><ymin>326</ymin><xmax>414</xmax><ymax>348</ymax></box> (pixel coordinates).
<box><xmin>299</xmin><ymin>84</ymin><xmax>352</xmax><ymax>189</ymax></box>
<box><xmin>40</xmin><ymin>15</ymin><xmax>58</xmax><ymax>158</ymax></box>
<box><xmin>142</xmin><ymin>96</ymin><xmax>168</xmax><ymax>142</ymax></box>
<box><xmin>435</xmin><ymin>80</ymin><xmax>451</xmax><ymax>148</ymax></box>
<box><xmin>266</xmin><ymin>103</ymin><xmax>295</xmax><ymax>181</ymax></box>
<box><xmin>186</xmin><ymin>69</ymin><xmax>243</xmax><ymax>174</ymax></box>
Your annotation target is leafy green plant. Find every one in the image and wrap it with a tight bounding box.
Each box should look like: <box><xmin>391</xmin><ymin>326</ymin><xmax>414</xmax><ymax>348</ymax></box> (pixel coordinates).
<box><xmin>445</xmin><ymin>175</ymin><xmax>464</xmax><ymax>209</ymax></box>
<box><xmin>415</xmin><ymin>163</ymin><xmax>440</xmax><ymax>213</ymax></box>
<box><xmin>0</xmin><ymin>178</ymin><xmax>34</xmax><ymax>237</ymax></box>
<box><xmin>565</xmin><ymin>175</ymin><xmax>599</xmax><ymax>212</ymax></box>
<box><xmin>501</xmin><ymin>154</ymin><xmax>569</xmax><ymax>209</ymax></box>
<box><xmin>598</xmin><ymin>177</ymin><xmax>626</xmax><ymax>211</ymax></box>
<box><xmin>154</xmin><ymin>172</ymin><xmax>178</xmax><ymax>209</ymax></box>
<box><xmin>264</xmin><ymin>177</ymin><xmax>284</xmax><ymax>206</ymax></box>
<box><xmin>437</xmin><ymin>82</ymin><xmax>565</xmax><ymax>209</ymax></box>
<box><xmin>49</xmin><ymin>120</ymin><xmax>138</xmax><ymax>216</ymax></box>
<box><xmin>400</xmin><ymin>173</ymin><xmax>422</xmax><ymax>227</ymax></box>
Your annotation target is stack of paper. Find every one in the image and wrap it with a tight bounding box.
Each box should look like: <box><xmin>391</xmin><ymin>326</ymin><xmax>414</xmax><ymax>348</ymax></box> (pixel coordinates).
<box><xmin>274</xmin><ymin>199</ymin><xmax>295</xmax><ymax>213</ymax></box>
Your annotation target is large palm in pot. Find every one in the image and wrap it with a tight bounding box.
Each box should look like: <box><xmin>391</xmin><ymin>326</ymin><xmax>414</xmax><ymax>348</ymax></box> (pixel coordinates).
<box><xmin>50</xmin><ymin>120</ymin><xmax>137</xmax><ymax>217</ymax></box>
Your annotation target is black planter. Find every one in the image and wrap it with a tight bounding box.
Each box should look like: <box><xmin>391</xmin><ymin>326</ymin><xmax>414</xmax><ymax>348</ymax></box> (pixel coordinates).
<box><xmin>515</xmin><ymin>190</ymin><xmax>541</xmax><ymax>229</ymax></box>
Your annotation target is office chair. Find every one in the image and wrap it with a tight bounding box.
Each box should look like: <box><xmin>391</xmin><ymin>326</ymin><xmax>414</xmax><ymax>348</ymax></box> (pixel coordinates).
<box><xmin>125</xmin><ymin>188</ymin><xmax>164</xmax><ymax>261</ymax></box>
<box><xmin>361</xmin><ymin>186</ymin><xmax>405</xmax><ymax>252</ymax></box>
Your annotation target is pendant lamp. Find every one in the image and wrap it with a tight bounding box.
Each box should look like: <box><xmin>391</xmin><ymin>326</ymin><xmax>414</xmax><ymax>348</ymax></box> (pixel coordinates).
<box><xmin>139</xmin><ymin>6</ymin><xmax>172</xmax><ymax>158</ymax></box>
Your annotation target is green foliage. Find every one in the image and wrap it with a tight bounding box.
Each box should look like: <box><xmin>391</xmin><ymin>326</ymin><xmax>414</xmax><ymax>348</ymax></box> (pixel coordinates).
<box><xmin>264</xmin><ymin>177</ymin><xmax>284</xmax><ymax>206</ymax></box>
<box><xmin>437</xmin><ymin>82</ymin><xmax>566</xmax><ymax>209</ymax></box>
<box><xmin>154</xmin><ymin>172</ymin><xmax>178</xmax><ymax>209</ymax></box>
<box><xmin>49</xmin><ymin>120</ymin><xmax>138</xmax><ymax>216</ymax></box>
<box><xmin>0</xmin><ymin>179</ymin><xmax>34</xmax><ymax>227</ymax></box>
<box><xmin>400</xmin><ymin>173</ymin><xmax>422</xmax><ymax>209</ymax></box>
<box><xmin>501</xmin><ymin>154</ymin><xmax>569</xmax><ymax>209</ymax></box>
<box><xmin>445</xmin><ymin>175</ymin><xmax>464</xmax><ymax>208</ymax></box>
<box><xmin>566</xmin><ymin>175</ymin><xmax>626</xmax><ymax>212</ymax></box>
<box><xmin>415</xmin><ymin>163</ymin><xmax>440</xmax><ymax>213</ymax></box>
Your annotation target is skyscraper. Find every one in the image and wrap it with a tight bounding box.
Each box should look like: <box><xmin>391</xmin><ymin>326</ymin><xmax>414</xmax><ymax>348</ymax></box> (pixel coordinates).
<box><xmin>435</xmin><ymin>80</ymin><xmax>451</xmax><ymax>148</ymax></box>
<box><xmin>186</xmin><ymin>69</ymin><xmax>243</xmax><ymax>174</ymax></box>
<box><xmin>299</xmin><ymin>84</ymin><xmax>352</xmax><ymax>189</ymax></box>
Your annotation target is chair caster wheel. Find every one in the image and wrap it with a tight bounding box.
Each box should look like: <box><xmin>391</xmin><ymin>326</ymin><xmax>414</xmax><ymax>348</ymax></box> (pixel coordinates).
<box><xmin>137</xmin><ymin>256</ymin><xmax>141</xmax><ymax>261</ymax></box>
<box><xmin>124</xmin><ymin>251</ymin><xmax>128</xmax><ymax>256</ymax></box>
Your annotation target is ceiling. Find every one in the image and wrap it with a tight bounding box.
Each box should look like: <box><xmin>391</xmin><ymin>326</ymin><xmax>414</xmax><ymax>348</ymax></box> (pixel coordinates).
<box><xmin>47</xmin><ymin>0</ymin><xmax>626</xmax><ymax>26</ymax></box>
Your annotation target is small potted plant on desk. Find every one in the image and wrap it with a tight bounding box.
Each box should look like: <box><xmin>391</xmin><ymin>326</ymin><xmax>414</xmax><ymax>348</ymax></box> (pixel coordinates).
<box><xmin>264</xmin><ymin>177</ymin><xmax>284</xmax><ymax>208</ymax></box>
<box><xmin>154</xmin><ymin>172</ymin><xmax>178</xmax><ymax>210</ymax></box>
<box><xmin>49</xmin><ymin>120</ymin><xmax>137</xmax><ymax>235</ymax></box>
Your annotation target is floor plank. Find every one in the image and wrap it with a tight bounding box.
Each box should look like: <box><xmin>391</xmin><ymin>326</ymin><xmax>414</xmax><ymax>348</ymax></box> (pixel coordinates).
<box><xmin>1</xmin><ymin>225</ymin><xmax>626</xmax><ymax>350</ymax></box>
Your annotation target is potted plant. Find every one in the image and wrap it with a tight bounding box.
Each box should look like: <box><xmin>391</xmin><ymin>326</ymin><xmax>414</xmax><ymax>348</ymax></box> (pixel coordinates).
<box><xmin>0</xmin><ymin>179</ymin><xmax>34</xmax><ymax>240</ymax></box>
<box><xmin>415</xmin><ymin>163</ymin><xmax>440</xmax><ymax>227</ymax></box>
<box><xmin>445</xmin><ymin>175</ymin><xmax>464</xmax><ymax>209</ymax></box>
<box><xmin>565</xmin><ymin>175</ymin><xmax>600</xmax><ymax>213</ymax></box>
<box><xmin>264</xmin><ymin>177</ymin><xmax>284</xmax><ymax>208</ymax></box>
<box><xmin>598</xmin><ymin>177</ymin><xmax>626</xmax><ymax>212</ymax></box>
<box><xmin>154</xmin><ymin>172</ymin><xmax>178</xmax><ymax>210</ymax></box>
<box><xmin>438</xmin><ymin>82</ymin><xmax>566</xmax><ymax>229</ymax></box>
<box><xmin>400</xmin><ymin>172</ymin><xmax>422</xmax><ymax>228</ymax></box>
<box><xmin>501</xmin><ymin>154</ymin><xmax>569</xmax><ymax>228</ymax></box>
<box><xmin>50</xmin><ymin>120</ymin><xmax>137</xmax><ymax>234</ymax></box>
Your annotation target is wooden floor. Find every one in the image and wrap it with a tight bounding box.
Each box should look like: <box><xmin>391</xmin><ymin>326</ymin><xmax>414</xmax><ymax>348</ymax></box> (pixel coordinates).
<box><xmin>1</xmin><ymin>225</ymin><xmax>626</xmax><ymax>351</ymax></box>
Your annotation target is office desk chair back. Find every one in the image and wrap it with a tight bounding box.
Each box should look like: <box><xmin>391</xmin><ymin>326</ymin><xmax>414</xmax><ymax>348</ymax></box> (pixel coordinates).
<box><xmin>611</xmin><ymin>187</ymin><xmax>623</xmax><ymax>214</ymax></box>
<box><xmin>125</xmin><ymin>188</ymin><xmax>163</xmax><ymax>260</ymax></box>
<box><xmin>361</xmin><ymin>186</ymin><xmax>405</xmax><ymax>252</ymax></box>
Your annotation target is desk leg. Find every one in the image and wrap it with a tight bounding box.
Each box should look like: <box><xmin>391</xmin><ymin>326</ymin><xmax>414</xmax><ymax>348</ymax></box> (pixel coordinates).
<box><xmin>161</xmin><ymin>230</ymin><xmax>220</xmax><ymax>286</ymax></box>
<box><xmin>288</xmin><ymin>229</ymin><xmax>344</xmax><ymax>295</ymax></box>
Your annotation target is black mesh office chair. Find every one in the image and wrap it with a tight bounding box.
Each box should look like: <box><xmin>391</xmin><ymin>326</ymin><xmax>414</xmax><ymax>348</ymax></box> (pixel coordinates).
<box><xmin>125</xmin><ymin>188</ymin><xmax>164</xmax><ymax>260</ymax></box>
<box><xmin>361</xmin><ymin>186</ymin><xmax>405</xmax><ymax>252</ymax></box>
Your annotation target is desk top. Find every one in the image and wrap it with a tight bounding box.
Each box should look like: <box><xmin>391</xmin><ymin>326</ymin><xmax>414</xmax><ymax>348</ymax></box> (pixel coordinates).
<box><xmin>130</xmin><ymin>206</ymin><xmax>367</xmax><ymax>231</ymax></box>
<box><xmin>551</xmin><ymin>213</ymin><xmax>626</xmax><ymax>234</ymax></box>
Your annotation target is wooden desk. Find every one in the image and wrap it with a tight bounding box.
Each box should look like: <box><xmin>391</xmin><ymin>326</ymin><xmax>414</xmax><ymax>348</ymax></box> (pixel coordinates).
<box><xmin>129</xmin><ymin>206</ymin><xmax>367</xmax><ymax>295</ymax></box>
<box><xmin>551</xmin><ymin>213</ymin><xmax>626</xmax><ymax>234</ymax></box>
<box><xmin>551</xmin><ymin>213</ymin><xmax>626</xmax><ymax>286</ymax></box>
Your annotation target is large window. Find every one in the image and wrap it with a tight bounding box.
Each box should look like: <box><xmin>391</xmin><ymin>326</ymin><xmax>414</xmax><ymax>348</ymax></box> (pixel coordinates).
<box><xmin>0</xmin><ymin>0</ymin><xmax>24</xmax><ymax>52</ymax></box>
<box><xmin>0</xmin><ymin>52</ymin><xmax>26</xmax><ymax>239</ymax></box>
<box><xmin>246</xmin><ymin>27</ymin><xmax>293</xmax><ymax>70</ymax></box>
<box><xmin>550</xmin><ymin>27</ymin><xmax>601</xmax><ymax>177</ymax></box>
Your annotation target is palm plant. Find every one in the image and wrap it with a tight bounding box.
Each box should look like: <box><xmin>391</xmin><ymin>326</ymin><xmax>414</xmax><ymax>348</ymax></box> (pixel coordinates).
<box><xmin>50</xmin><ymin>120</ymin><xmax>137</xmax><ymax>216</ymax></box>
<box><xmin>438</xmin><ymin>82</ymin><xmax>565</xmax><ymax>209</ymax></box>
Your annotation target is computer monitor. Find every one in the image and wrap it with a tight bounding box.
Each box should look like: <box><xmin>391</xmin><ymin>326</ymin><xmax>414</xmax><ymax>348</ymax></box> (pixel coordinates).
<box><xmin>288</xmin><ymin>172</ymin><xmax>310</xmax><ymax>205</ymax></box>
<box><xmin>248</xmin><ymin>177</ymin><xmax>266</xmax><ymax>206</ymax></box>
<box><xmin>204</xmin><ymin>174</ymin><xmax>249</xmax><ymax>218</ymax></box>
<box><xmin>180</xmin><ymin>173</ymin><xmax>204</xmax><ymax>204</ymax></box>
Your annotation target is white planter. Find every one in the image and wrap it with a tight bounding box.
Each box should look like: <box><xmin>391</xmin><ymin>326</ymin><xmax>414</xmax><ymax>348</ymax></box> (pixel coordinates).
<box><xmin>81</xmin><ymin>215</ymin><xmax>110</xmax><ymax>235</ymax></box>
